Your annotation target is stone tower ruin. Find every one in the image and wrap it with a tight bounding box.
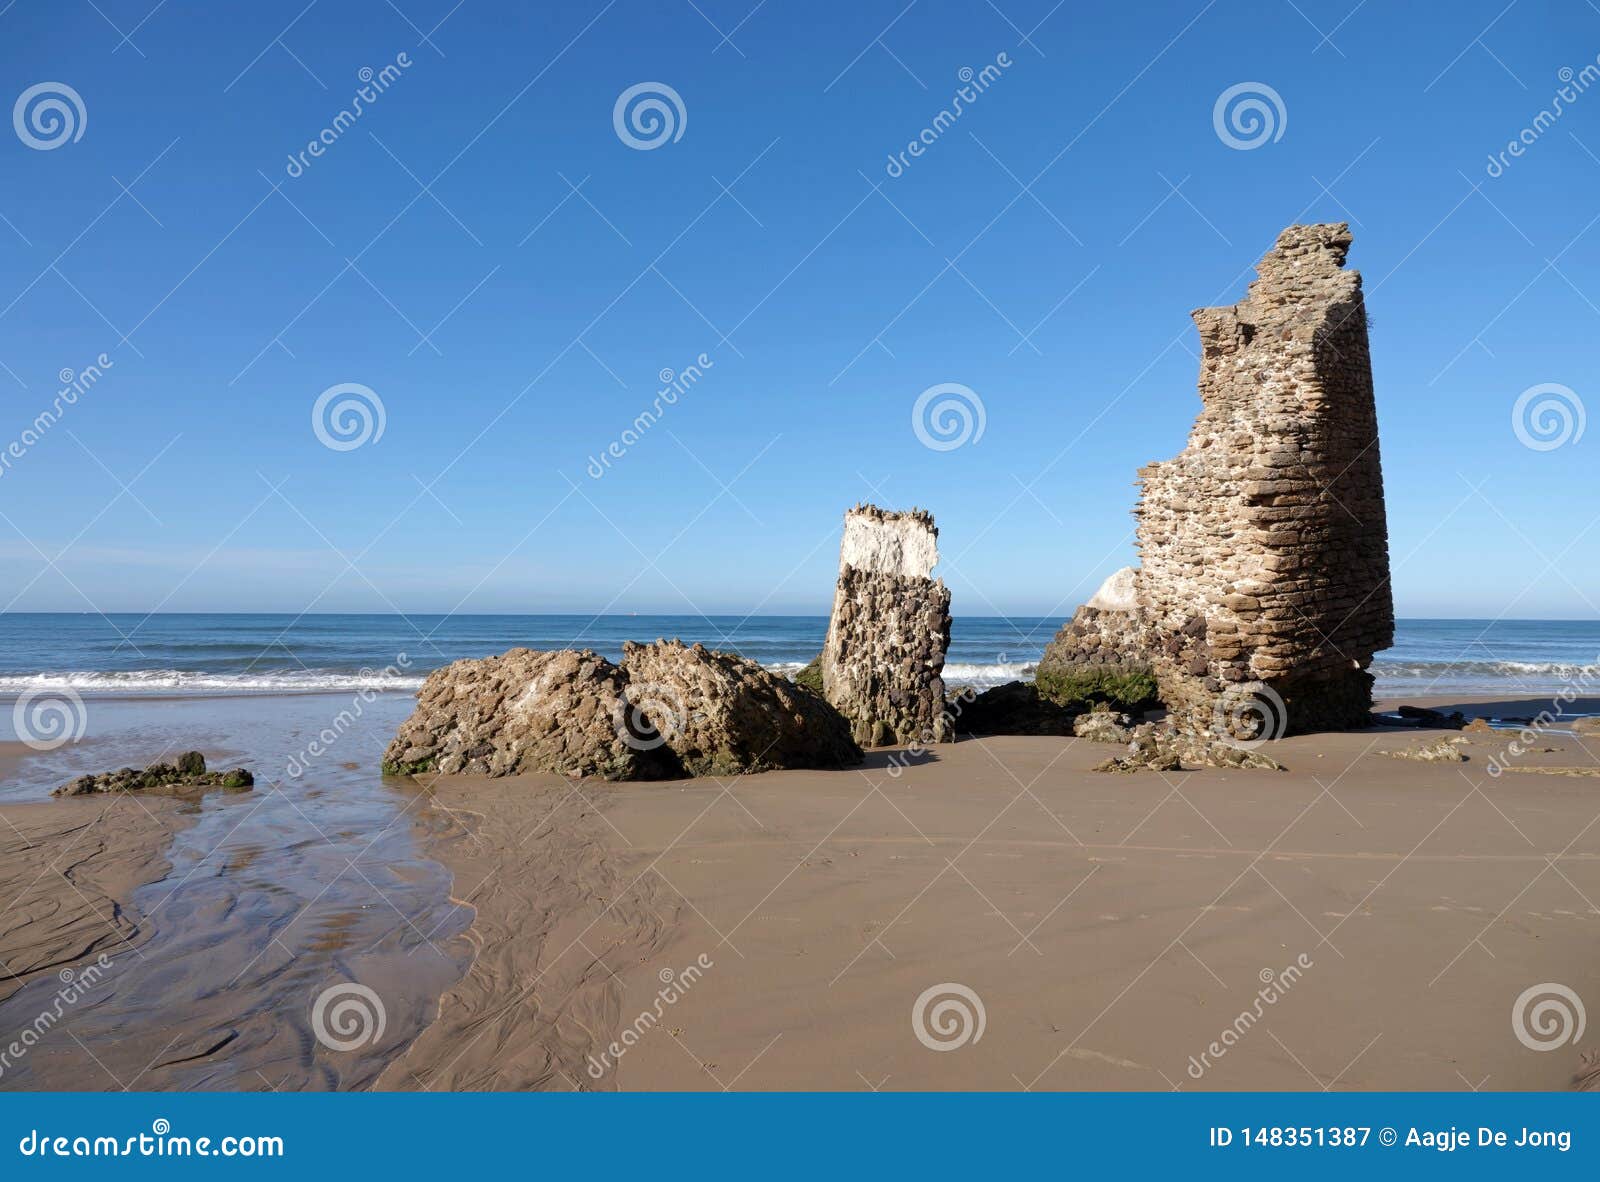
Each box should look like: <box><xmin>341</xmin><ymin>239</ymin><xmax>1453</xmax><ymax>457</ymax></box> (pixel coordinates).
<box><xmin>821</xmin><ymin>505</ymin><xmax>953</xmax><ymax>747</ymax></box>
<box><xmin>1042</xmin><ymin>223</ymin><xmax>1392</xmax><ymax>735</ymax></box>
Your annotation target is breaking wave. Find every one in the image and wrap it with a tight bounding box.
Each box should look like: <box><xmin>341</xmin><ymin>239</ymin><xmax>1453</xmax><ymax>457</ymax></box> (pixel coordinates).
<box><xmin>0</xmin><ymin>670</ymin><xmax>427</xmax><ymax>695</ymax></box>
<box><xmin>1372</xmin><ymin>658</ymin><xmax>1600</xmax><ymax>681</ymax></box>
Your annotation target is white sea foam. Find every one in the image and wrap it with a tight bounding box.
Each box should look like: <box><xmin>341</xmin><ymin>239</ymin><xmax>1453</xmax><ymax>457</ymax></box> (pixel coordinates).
<box><xmin>766</xmin><ymin>660</ymin><xmax>1032</xmax><ymax>690</ymax></box>
<box><xmin>1372</xmin><ymin>659</ymin><xmax>1599</xmax><ymax>680</ymax></box>
<box><xmin>13</xmin><ymin>656</ymin><xmax>1575</xmax><ymax>700</ymax></box>
<box><xmin>0</xmin><ymin>670</ymin><xmax>426</xmax><ymax>695</ymax></box>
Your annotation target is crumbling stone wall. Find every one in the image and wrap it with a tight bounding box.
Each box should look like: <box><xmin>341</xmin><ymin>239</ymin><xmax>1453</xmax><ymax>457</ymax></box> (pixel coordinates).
<box><xmin>821</xmin><ymin>505</ymin><xmax>952</xmax><ymax>747</ymax></box>
<box><xmin>1136</xmin><ymin>223</ymin><xmax>1392</xmax><ymax>733</ymax></box>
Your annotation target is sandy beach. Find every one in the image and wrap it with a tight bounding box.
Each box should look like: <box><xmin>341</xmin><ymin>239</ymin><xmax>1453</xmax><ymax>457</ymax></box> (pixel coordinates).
<box><xmin>0</xmin><ymin>742</ymin><xmax>192</xmax><ymax>1014</ymax></box>
<box><xmin>370</xmin><ymin>695</ymin><xmax>1600</xmax><ymax>1092</ymax></box>
<box><xmin>1</xmin><ymin>692</ymin><xmax>1596</xmax><ymax>1092</ymax></box>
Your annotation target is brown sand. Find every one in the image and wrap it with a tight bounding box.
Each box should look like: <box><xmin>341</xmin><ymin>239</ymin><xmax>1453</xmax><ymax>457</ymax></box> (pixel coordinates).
<box><xmin>0</xmin><ymin>743</ymin><xmax>190</xmax><ymax>1008</ymax></box>
<box><xmin>386</xmin><ymin>699</ymin><xmax>1600</xmax><ymax>1091</ymax></box>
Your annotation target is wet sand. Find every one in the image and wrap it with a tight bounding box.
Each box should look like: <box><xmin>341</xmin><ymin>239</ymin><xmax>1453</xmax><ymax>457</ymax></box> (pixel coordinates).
<box><xmin>387</xmin><ymin>696</ymin><xmax>1600</xmax><ymax>1091</ymax></box>
<box><xmin>0</xmin><ymin>698</ymin><xmax>468</xmax><ymax>1091</ymax></box>
<box><xmin>0</xmin><ymin>743</ymin><xmax>189</xmax><ymax>1009</ymax></box>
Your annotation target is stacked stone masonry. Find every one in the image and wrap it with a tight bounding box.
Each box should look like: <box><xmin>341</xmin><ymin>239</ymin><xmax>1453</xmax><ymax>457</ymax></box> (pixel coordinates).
<box><xmin>1137</xmin><ymin>222</ymin><xmax>1393</xmax><ymax>733</ymax></box>
<box><xmin>821</xmin><ymin>505</ymin><xmax>953</xmax><ymax>747</ymax></box>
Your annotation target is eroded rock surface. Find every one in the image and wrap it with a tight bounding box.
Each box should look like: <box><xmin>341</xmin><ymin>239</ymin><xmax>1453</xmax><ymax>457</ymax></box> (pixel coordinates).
<box><xmin>821</xmin><ymin>505</ymin><xmax>952</xmax><ymax>747</ymax></box>
<box><xmin>619</xmin><ymin>639</ymin><xmax>863</xmax><ymax>776</ymax></box>
<box><xmin>1092</xmin><ymin>724</ymin><xmax>1285</xmax><ymax>774</ymax></box>
<box><xmin>384</xmin><ymin>642</ymin><xmax>863</xmax><ymax>782</ymax></box>
<box><xmin>382</xmin><ymin>648</ymin><xmax>675</xmax><ymax>780</ymax></box>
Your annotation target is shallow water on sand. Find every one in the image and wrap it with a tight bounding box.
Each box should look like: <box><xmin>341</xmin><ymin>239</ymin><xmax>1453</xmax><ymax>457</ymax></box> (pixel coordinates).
<box><xmin>0</xmin><ymin>693</ymin><xmax>470</xmax><ymax>1091</ymax></box>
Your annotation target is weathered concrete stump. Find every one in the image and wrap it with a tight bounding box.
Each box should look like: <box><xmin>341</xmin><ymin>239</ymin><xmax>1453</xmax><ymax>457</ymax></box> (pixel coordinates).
<box><xmin>821</xmin><ymin>505</ymin><xmax>952</xmax><ymax>747</ymax></box>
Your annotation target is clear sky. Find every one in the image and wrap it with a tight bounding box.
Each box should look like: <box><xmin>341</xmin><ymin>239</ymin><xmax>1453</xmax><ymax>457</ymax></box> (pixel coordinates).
<box><xmin>0</xmin><ymin>0</ymin><xmax>1595</xmax><ymax>619</ymax></box>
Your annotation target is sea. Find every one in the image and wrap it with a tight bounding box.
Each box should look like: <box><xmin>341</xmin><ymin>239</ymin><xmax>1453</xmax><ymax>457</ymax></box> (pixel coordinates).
<box><xmin>0</xmin><ymin>613</ymin><xmax>1595</xmax><ymax>699</ymax></box>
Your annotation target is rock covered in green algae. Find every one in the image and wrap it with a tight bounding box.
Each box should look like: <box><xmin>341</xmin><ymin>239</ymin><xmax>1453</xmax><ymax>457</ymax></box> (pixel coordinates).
<box><xmin>53</xmin><ymin>752</ymin><xmax>254</xmax><ymax>797</ymax></box>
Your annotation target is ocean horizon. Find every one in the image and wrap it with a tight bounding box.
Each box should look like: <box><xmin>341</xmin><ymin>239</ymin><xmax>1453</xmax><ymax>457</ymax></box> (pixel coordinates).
<box><xmin>1</xmin><ymin>612</ymin><xmax>1596</xmax><ymax>699</ymax></box>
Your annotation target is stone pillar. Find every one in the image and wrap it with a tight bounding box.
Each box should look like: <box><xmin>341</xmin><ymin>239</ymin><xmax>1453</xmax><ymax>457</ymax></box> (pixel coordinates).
<box><xmin>1136</xmin><ymin>222</ymin><xmax>1393</xmax><ymax>734</ymax></box>
<box><xmin>821</xmin><ymin>505</ymin><xmax>952</xmax><ymax>747</ymax></box>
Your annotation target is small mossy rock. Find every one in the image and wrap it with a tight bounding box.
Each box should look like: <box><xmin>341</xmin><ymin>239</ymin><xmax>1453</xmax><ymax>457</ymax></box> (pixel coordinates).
<box><xmin>791</xmin><ymin>656</ymin><xmax>824</xmax><ymax>694</ymax></box>
<box><xmin>53</xmin><ymin>756</ymin><xmax>255</xmax><ymax>796</ymax></box>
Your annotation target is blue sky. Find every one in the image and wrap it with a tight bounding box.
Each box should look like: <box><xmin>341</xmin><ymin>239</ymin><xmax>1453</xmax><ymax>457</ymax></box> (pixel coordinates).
<box><xmin>0</xmin><ymin>0</ymin><xmax>1595</xmax><ymax>618</ymax></box>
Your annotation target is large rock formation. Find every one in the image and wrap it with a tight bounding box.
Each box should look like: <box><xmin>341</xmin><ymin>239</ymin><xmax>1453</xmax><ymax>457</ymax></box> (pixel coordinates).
<box><xmin>383</xmin><ymin>648</ymin><xmax>675</xmax><ymax>780</ymax></box>
<box><xmin>821</xmin><ymin>505</ymin><xmax>952</xmax><ymax>747</ymax></box>
<box><xmin>1043</xmin><ymin>224</ymin><xmax>1392</xmax><ymax>737</ymax></box>
<box><xmin>620</xmin><ymin>640</ymin><xmax>862</xmax><ymax>776</ymax></box>
<box><xmin>383</xmin><ymin>643</ymin><xmax>863</xmax><ymax>781</ymax></box>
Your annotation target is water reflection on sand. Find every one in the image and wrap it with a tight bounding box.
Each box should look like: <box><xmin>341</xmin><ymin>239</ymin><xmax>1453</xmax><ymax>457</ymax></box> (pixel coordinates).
<box><xmin>0</xmin><ymin>692</ymin><xmax>469</xmax><ymax>1091</ymax></box>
